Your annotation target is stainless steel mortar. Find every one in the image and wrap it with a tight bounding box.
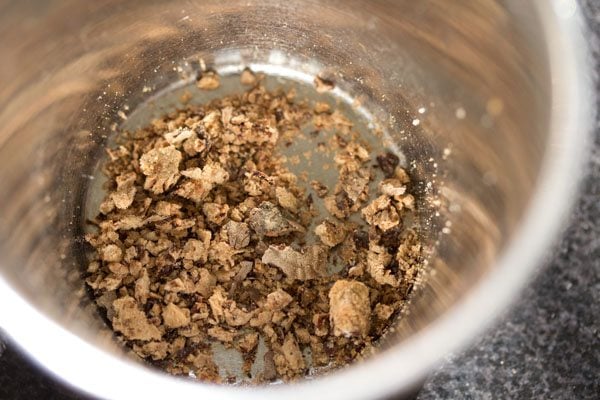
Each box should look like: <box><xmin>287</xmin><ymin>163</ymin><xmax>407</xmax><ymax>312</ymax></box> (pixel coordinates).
<box><xmin>0</xmin><ymin>1</ymin><xmax>593</xmax><ymax>399</ymax></box>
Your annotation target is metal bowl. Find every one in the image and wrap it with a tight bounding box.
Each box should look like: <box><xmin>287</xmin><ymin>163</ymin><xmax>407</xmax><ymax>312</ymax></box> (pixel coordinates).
<box><xmin>0</xmin><ymin>0</ymin><xmax>593</xmax><ymax>399</ymax></box>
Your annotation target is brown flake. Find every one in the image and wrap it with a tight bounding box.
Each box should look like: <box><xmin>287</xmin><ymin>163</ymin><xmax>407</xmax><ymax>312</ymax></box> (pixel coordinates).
<box><xmin>275</xmin><ymin>186</ymin><xmax>300</xmax><ymax>213</ymax></box>
<box><xmin>240</xmin><ymin>68</ymin><xmax>257</xmax><ymax>86</ymax></box>
<box><xmin>314</xmin><ymin>102</ymin><xmax>331</xmax><ymax>114</ymax></box>
<box><xmin>208</xmin><ymin>286</ymin><xmax>253</xmax><ymax>326</ymax></box>
<box><xmin>196</xmin><ymin>268</ymin><xmax>217</xmax><ymax>297</ymax></box>
<box><xmin>295</xmin><ymin>328</ymin><xmax>311</xmax><ymax>344</ymax></box>
<box><xmin>340</xmin><ymin>170</ymin><xmax>370</xmax><ymax>203</ymax></box>
<box><xmin>139</xmin><ymin>146</ymin><xmax>182</xmax><ymax>194</ymax></box>
<box><xmin>202</xmin><ymin>203</ymin><xmax>229</xmax><ymax>225</ymax></box>
<box><xmin>164</xmin><ymin>278</ymin><xmax>193</xmax><ymax>293</ymax></box>
<box><xmin>238</xmin><ymin>332</ymin><xmax>259</xmax><ymax>353</ymax></box>
<box><xmin>394</xmin><ymin>167</ymin><xmax>411</xmax><ymax>184</ymax></box>
<box><xmin>261</xmin><ymin>351</ymin><xmax>277</xmax><ymax>382</ymax></box>
<box><xmin>162</xmin><ymin>303</ymin><xmax>191</xmax><ymax>328</ymax></box>
<box><xmin>397</xmin><ymin>193</ymin><xmax>415</xmax><ymax>211</ymax></box>
<box><xmin>315</xmin><ymin>219</ymin><xmax>347</xmax><ymax>247</ymax></box>
<box><xmin>395</xmin><ymin>230</ymin><xmax>422</xmax><ymax>281</ymax></box>
<box><xmin>137</xmin><ymin>341</ymin><xmax>169</xmax><ymax>360</ymax></box>
<box><xmin>229</xmin><ymin>261</ymin><xmax>253</xmax><ymax>295</ymax></box>
<box><xmin>261</xmin><ymin>245</ymin><xmax>328</xmax><ymax>281</ymax></box>
<box><xmin>226</xmin><ymin>308</ymin><xmax>254</xmax><ymax>327</ymax></box>
<box><xmin>314</xmin><ymin>75</ymin><xmax>335</xmax><ymax>93</ymax></box>
<box><xmin>324</xmin><ymin>191</ymin><xmax>354</xmax><ymax>219</ymax></box>
<box><xmin>310</xmin><ymin>180</ymin><xmax>329</xmax><ymax>197</ymax></box>
<box><xmin>208</xmin><ymin>241</ymin><xmax>237</xmax><ymax>270</ymax></box>
<box><xmin>309</xmin><ymin>337</ymin><xmax>329</xmax><ymax>367</ymax></box>
<box><xmin>248</xmin><ymin>202</ymin><xmax>302</xmax><ymax>237</ymax></box>
<box><xmin>111</xmin><ymin>172</ymin><xmax>137</xmax><ymax>209</ymax></box>
<box><xmin>379</xmin><ymin>178</ymin><xmax>407</xmax><ymax>197</ymax></box>
<box><xmin>112</xmin><ymin>296</ymin><xmax>161</xmax><ymax>341</ymax></box>
<box><xmin>224</xmin><ymin>221</ymin><xmax>250</xmax><ymax>249</ymax></box>
<box><xmin>274</xmin><ymin>334</ymin><xmax>305</xmax><ymax>377</ymax></box>
<box><xmin>361</xmin><ymin>195</ymin><xmax>400</xmax><ymax>231</ymax></box>
<box><xmin>208</xmin><ymin>286</ymin><xmax>228</xmax><ymax>322</ymax></box>
<box><xmin>329</xmin><ymin>280</ymin><xmax>370</xmax><ymax>337</ymax></box>
<box><xmin>182</xmin><ymin>235</ymin><xmax>210</xmax><ymax>263</ymax></box>
<box><xmin>114</xmin><ymin>215</ymin><xmax>145</xmax><ymax>231</ymax></box>
<box><xmin>312</xmin><ymin>313</ymin><xmax>329</xmax><ymax>337</ymax></box>
<box><xmin>367</xmin><ymin>244</ymin><xmax>398</xmax><ymax>287</ymax></box>
<box><xmin>374</xmin><ymin>303</ymin><xmax>395</xmax><ymax>320</ymax></box>
<box><xmin>197</xmin><ymin>71</ymin><xmax>220</xmax><ymax>90</ymax></box>
<box><xmin>164</xmin><ymin>128</ymin><xmax>195</xmax><ymax>146</ymax></box>
<box><xmin>208</xmin><ymin>326</ymin><xmax>236</xmax><ymax>343</ymax></box>
<box><xmin>101</xmin><ymin>244</ymin><xmax>122</xmax><ymax>263</ymax></box>
<box><xmin>265</xmin><ymin>289</ymin><xmax>293</xmax><ymax>310</ymax></box>
<box><xmin>107</xmin><ymin>262</ymin><xmax>128</xmax><ymax>277</ymax></box>
<box><xmin>177</xmin><ymin>162</ymin><xmax>229</xmax><ymax>202</ymax></box>
<box><xmin>95</xmin><ymin>290</ymin><xmax>117</xmax><ymax>320</ymax></box>
<box><xmin>99</xmin><ymin>198</ymin><xmax>115</xmax><ymax>214</ymax></box>
<box><xmin>190</xmin><ymin>352</ymin><xmax>220</xmax><ymax>382</ymax></box>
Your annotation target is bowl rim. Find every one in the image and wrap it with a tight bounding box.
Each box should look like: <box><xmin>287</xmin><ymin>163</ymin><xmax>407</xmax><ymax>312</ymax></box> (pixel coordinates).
<box><xmin>0</xmin><ymin>0</ymin><xmax>594</xmax><ymax>399</ymax></box>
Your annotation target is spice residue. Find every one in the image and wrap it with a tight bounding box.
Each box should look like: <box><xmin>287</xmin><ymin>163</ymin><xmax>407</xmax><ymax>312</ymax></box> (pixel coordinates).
<box><xmin>85</xmin><ymin>70</ymin><xmax>423</xmax><ymax>383</ymax></box>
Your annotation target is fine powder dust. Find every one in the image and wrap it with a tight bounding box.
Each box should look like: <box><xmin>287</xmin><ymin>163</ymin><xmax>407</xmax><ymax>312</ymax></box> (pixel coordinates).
<box><xmin>84</xmin><ymin>69</ymin><xmax>424</xmax><ymax>383</ymax></box>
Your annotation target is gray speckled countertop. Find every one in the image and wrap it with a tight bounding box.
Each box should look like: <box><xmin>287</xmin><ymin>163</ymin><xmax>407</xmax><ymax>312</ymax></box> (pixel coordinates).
<box><xmin>0</xmin><ymin>1</ymin><xmax>599</xmax><ymax>399</ymax></box>
<box><xmin>419</xmin><ymin>2</ymin><xmax>600</xmax><ymax>397</ymax></box>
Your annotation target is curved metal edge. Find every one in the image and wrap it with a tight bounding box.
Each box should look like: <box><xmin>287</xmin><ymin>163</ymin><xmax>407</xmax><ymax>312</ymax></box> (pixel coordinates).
<box><xmin>0</xmin><ymin>1</ymin><xmax>595</xmax><ymax>399</ymax></box>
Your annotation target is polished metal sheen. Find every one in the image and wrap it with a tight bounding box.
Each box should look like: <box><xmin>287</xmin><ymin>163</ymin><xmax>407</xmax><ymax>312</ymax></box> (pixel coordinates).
<box><xmin>0</xmin><ymin>1</ymin><xmax>592</xmax><ymax>399</ymax></box>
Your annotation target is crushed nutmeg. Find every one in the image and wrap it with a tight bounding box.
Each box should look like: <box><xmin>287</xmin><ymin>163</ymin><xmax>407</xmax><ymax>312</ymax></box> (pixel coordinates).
<box><xmin>85</xmin><ymin>70</ymin><xmax>424</xmax><ymax>384</ymax></box>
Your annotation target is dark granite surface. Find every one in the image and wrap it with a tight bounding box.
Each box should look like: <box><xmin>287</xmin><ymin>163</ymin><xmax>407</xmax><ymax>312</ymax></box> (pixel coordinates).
<box><xmin>417</xmin><ymin>2</ymin><xmax>600</xmax><ymax>398</ymax></box>
<box><xmin>0</xmin><ymin>1</ymin><xmax>599</xmax><ymax>399</ymax></box>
